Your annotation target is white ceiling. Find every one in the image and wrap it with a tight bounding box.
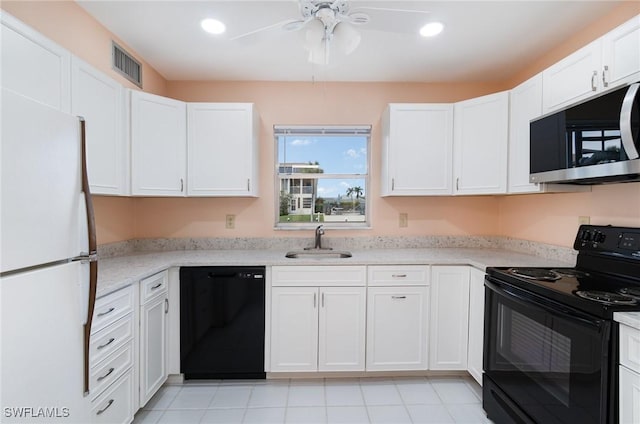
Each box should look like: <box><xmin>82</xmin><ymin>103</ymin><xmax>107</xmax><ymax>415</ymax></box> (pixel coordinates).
<box><xmin>76</xmin><ymin>0</ymin><xmax>623</xmax><ymax>83</ymax></box>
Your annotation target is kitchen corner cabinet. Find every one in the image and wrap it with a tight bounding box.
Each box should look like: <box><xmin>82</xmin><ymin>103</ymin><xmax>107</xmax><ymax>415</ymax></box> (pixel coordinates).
<box><xmin>453</xmin><ymin>91</ymin><xmax>509</xmax><ymax>195</ymax></box>
<box><xmin>138</xmin><ymin>271</ymin><xmax>169</xmax><ymax>407</ymax></box>
<box><xmin>270</xmin><ymin>266</ymin><xmax>366</xmax><ymax>372</ymax></box>
<box><xmin>429</xmin><ymin>266</ymin><xmax>470</xmax><ymax>370</ymax></box>
<box><xmin>366</xmin><ymin>266</ymin><xmax>430</xmax><ymax>371</ymax></box>
<box><xmin>381</xmin><ymin>104</ymin><xmax>453</xmax><ymax>196</ymax></box>
<box><xmin>131</xmin><ymin>91</ymin><xmax>187</xmax><ymax>196</ymax></box>
<box><xmin>467</xmin><ymin>267</ymin><xmax>485</xmax><ymax>385</ymax></box>
<box><xmin>71</xmin><ymin>57</ymin><xmax>128</xmax><ymax>195</ymax></box>
<box><xmin>1</xmin><ymin>12</ymin><xmax>71</xmax><ymax>112</ymax></box>
<box><xmin>187</xmin><ymin>103</ymin><xmax>259</xmax><ymax>196</ymax></box>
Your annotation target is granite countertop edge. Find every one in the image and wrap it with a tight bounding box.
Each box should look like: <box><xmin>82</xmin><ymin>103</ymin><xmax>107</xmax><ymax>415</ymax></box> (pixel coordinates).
<box><xmin>96</xmin><ymin>247</ymin><xmax>574</xmax><ymax>298</ymax></box>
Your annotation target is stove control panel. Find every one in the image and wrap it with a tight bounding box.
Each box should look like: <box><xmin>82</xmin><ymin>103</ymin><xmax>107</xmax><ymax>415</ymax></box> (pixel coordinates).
<box><xmin>575</xmin><ymin>225</ymin><xmax>640</xmax><ymax>258</ymax></box>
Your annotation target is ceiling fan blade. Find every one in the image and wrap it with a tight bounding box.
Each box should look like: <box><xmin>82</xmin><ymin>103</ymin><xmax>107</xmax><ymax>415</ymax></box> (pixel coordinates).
<box><xmin>350</xmin><ymin>6</ymin><xmax>431</xmax><ymax>15</ymax></box>
<box><xmin>229</xmin><ymin>19</ymin><xmax>299</xmax><ymax>41</ymax></box>
<box><xmin>283</xmin><ymin>18</ymin><xmax>312</xmax><ymax>32</ymax></box>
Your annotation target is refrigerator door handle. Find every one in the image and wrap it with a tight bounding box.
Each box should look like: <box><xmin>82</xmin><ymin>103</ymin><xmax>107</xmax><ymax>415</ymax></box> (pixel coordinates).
<box><xmin>78</xmin><ymin>117</ymin><xmax>98</xmax><ymax>396</ymax></box>
<box><xmin>72</xmin><ymin>252</ymin><xmax>98</xmax><ymax>263</ymax></box>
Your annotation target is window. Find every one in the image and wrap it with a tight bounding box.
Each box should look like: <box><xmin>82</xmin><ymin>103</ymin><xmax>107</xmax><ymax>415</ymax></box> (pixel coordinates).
<box><xmin>275</xmin><ymin>125</ymin><xmax>370</xmax><ymax>228</ymax></box>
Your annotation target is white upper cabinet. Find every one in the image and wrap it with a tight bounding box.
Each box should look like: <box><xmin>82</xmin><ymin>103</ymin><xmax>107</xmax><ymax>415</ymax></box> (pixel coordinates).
<box><xmin>543</xmin><ymin>15</ymin><xmax>640</xmax><ymax>113</ymax></box>
<box><xmin>131</xmin><ymin>91</ymin><xmax>187</xmax><ymax>196</ymax></box>
<box><xmin>187</xmin><ymin>103</ymin><xmax>259</xmax><ymax>196</ymax></box>
<box><xmin>381</xmin><ymin>104</ymin><xmax>454</xmax><ymax>196</ymax></box>
<box><xmin>509</xmin><ymin>74</ymin><xmax>542</xmax><ymax>193</ymax></box>
<box><xmin>601</xmin><ymin>15</ymin><xmax>640</xmax><ymax>90</ymax></box>
<box><xmin>1</xmin><ymin>12</ymin><xmax>71</xmax><ymax>112</ymax></box>
<box><xmin>542</xmin><ymin>40</ymin><xmax>603</xmax><ymax>113</ymax></box>
<box><xmin>71</xmin><ymin>57</ymin><xmax>127</xmax><ymax>196</ymax></box>
<box><xmin>454</xmin><ymin>91</ymin><xmax>509</xmax><ymax>195</ymax></box>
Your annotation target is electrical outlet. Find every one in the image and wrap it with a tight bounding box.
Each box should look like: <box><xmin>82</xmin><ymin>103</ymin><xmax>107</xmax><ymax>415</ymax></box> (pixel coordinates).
<box><xmin>578</xmin><ymin>216</ymin><xmax>591</xmax><ymax>225</ymax></box>
<box><xmin>399</xmin><ymin>213</ymin><xmax>408</xmax><ymax>228</ymax></box>
<box><xmin>225</xmin><ymin>214</ymin><xmax>236</xmax><ymax>229</ymax></box>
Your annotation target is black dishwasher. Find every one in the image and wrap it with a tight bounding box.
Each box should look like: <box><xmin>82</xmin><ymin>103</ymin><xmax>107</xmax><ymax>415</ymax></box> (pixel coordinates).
<box><xmin>180</xmin><ymin>266</ymin><xmax>265</xmax><ymax>379</ymax></box>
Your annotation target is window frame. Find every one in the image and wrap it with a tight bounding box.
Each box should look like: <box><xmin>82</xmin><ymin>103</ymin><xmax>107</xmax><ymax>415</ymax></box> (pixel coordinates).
<box><xmin>274</xmin><ymin>125</ymin><xmax>371</xmax><ymax>230</ymax></box>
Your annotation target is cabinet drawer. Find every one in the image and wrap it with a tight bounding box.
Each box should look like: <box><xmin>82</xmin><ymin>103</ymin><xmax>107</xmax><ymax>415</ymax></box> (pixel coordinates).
<box><xmin>272</xmin><ymin>266</ymin><xmax>366</xmax><ymax>287</ymax></box>
<box><xmin>620</xmin><ymin>324</ymin><xmax>640</xmax><ymax>373</ymax></box>
<box><xmin>91</xmin><ymin>370</ymin><xmax>134</xmax><ymax>424</ymax></box>
<box><xmin>90</xmin><ymin>341</ymin><xmax>133</xmax><ymax>400</ymax></box>
<box><xmin>368</xmin><ymin>266</ymin><xmax>430</xmax><ymax>286</ymax></box>
<box><xmin>140</xmin><ymin>270</ymin><xmax>168</xmax><ymax>304</ymax></box>
<box><xmin>90</xmin><ymin>314</ymin><xmax>133</xmax><ymax>367</ymax></box>
<box><xmin>93</xmin><ymin>286</ymin><xmax>134</xmax><ymax>333</ymax></box>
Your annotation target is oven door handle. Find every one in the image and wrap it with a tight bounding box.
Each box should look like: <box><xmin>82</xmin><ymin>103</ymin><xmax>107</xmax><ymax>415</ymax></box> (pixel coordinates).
<box><xmin>485</xmin><ymin>278</ymin><xmax>605</xmax><ymax>330</ymax></box>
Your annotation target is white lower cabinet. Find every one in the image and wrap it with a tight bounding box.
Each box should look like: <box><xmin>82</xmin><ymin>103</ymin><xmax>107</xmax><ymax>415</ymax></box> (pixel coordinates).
<box><xmin>467</xmin><ymin>267</ymin><xmax>486</xmax><ymax>385</ymax></box>
<box><xmin>620</xmin><ymin>323</ymin><xmax>640</xmax><ymax>424</ymax></box>
<box><xmin>366</xmin><ymin>266</ymin><xmax>430</xmax><ymax>371</ymax></box>
<box><xmin>429</xmin><ymin>266</ymin><xmax>470</xmax><ymax>370</ymax></box>
<box><xmin>270</xmin><ymin>266</ymin><xmax>367</xmax><ymax>373</ymax></box>
<box><xmin>139</xmin><ymin>271</ymin><xmax>169</xmax><ymax>407</ymax></box>
<box><xmin>90</xmin><ymin>285</ymin><xmax>135</xmax><ymax>424</ymax></box>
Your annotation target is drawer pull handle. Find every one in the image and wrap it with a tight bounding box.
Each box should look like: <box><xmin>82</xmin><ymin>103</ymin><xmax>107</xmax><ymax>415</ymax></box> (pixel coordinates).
<box><xmin>97</xmin><ymin>307</ymin><xmax>115</xmax><ymax>317</ymax></box>
<box><xmin>392</xmin><ymin>274</ymin><xmax>407</xmax><ymax>278</ymax></box>
<box><xmin>151</xmin><ymin>283</ymin><xmax>162</xmax><ymax>290</ymax></box>
<box><xmin>96</xmin><ymin>399</ymin><xmax>114</xmax><ymax>415</ymax></box>
<box><xmin>97</xmin><ymin>367</ymin><xmax>115</xmax><ymax>382</ymax></box>
<box><xmin>392</xmin><ymin>296</ymin><xmax>407</xmax><ymax>300</ymax></box>
<box><xmin>97</xmin><ymin>338</ymin><xmax>115</xmax><ymax>350</ymax></box>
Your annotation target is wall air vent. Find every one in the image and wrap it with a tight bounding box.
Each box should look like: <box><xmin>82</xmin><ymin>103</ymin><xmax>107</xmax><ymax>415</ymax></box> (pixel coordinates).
<box><xmin>112</xmin><ymin>41</ymin><xmax>142</xmax><ymax>88</ymax></box>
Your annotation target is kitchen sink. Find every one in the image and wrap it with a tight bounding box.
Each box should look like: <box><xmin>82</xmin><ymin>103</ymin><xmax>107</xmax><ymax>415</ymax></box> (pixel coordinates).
<box><xmin>285</xmin><ymin>250</ymin><xmax>352</xmax><ymax>259</ymax></box>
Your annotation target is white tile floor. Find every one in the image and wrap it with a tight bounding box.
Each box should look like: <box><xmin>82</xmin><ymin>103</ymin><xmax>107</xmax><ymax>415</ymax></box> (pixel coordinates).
<box><xmin>132</xmin><ymin>376</ymin><xmax>492</xmax><ymax>424</ymax></box>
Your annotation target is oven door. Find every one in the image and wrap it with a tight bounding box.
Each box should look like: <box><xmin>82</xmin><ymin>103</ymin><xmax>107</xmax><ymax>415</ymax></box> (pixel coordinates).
<box><xmin>483</xmin><ymin>277</ymin><xmax>613</xmax><ymax>424</ymax></box>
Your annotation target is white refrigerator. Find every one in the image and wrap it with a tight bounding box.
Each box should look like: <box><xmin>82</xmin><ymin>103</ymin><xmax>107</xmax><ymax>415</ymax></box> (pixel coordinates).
<box><xmin>1</xmin><ymin>89</ymin><xmax>97</xmax><ymax>423</ymax></box>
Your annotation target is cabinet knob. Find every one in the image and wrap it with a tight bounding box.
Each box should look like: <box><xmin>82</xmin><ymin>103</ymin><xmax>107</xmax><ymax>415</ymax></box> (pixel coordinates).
<box><xmin>591</xmin><ymin>71</ymin><xmax>598</xmax><ymax>91</ymax></box>
<box><xmin>602</xmin><ymin>65</ymin><xmax>609</xmax><ymax>88</ymax></box>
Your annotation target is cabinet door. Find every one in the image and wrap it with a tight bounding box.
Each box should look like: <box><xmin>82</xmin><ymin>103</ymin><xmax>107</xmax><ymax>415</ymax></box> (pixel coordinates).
<box><xmin>71</xmin><ymin>57</ymin><xmax>127</xmax><ymax>195</ymax></box>
<box><xmin>381</xmin><ymin>104</ymin><xmax>453</xmax><ymax>196</ymax></box>
<box><xmin>139</xmin><ymin>294</ymin><xmax>168</xmax><ymax>407</ymax></box>
<box><xmin>366</xmin><ymin>286</ymin><xmax>429</xmax><ymax>371</ymax></box>
<box><xmin>467</xmin><ymin>267</ymin><xmax>485</xmax><ymax>385</ymax></box>
<box><xmin>131</xmin><ymin>90</ymin><xmax>186</xmax><ymax>196</ymax></box>
<box><xmin>430</xmin><ymin>266</ymin><xmax>470</xmax><ymax>370</ymax></box>
<box><xmin>602</xmin><ymin>15</ymin><xmax>640</xmax><ymax>90</ymax></box>
<box><xmin>318</xmin><ymin>287</ymin><xmax>366</xmax><ymax>372</ymax></box>
<box><xmin>454</xmin><ymin>91</ymin><xmax>509</xmax><ymax>195</ymax></box>
<box><xmin>542</xmin><ymin>40</ymin><xmax>602</xmax><ymax>113</ymax></box>
<box><xmin>620</xmin><ymin>366</ymin><xmax>640</xmax><ymax>424</ymax></box>
<box><xmin>187</xmin><ymin>103</ymin><xmax>258</xmax><ymax>196</ymax></box>
<box><xmin>508</xmin><ymin>74</ymin><xmax>543</xmax><ymax>194</ymax></box>
<box><xmin>270</xmin><ymin>287</ymin><xmax>318</xmax><ymax>372</ymax></box>
<box><xmin>1</xmin><ymin>12</ymin><xmax>71</xmax><ymax>112</ymax></box>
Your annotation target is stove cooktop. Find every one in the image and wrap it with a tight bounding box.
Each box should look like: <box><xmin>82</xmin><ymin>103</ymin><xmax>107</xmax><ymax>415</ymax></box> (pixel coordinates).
<box><xmin>486</xmin><ymin>266</ymin><xmax>640</xmax><ymax>318</ymax></box>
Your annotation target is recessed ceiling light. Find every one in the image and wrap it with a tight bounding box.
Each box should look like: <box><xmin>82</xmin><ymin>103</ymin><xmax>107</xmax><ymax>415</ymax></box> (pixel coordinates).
<box><xmin>201</xmin><ymin>18</ymin><xmax>226</xmax><ymax>35</ymax></box>
<box><xmin>420</xmin><ymin>22</ymin><xmax>444</xmax><ymax>37</ymax></box>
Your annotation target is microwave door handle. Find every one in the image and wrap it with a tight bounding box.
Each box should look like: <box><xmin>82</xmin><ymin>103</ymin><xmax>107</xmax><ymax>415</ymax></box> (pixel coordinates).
<box><xmin>620</xmin><ymin>83</ymin><xmax>639</xmax><ymax>160</ymax></box>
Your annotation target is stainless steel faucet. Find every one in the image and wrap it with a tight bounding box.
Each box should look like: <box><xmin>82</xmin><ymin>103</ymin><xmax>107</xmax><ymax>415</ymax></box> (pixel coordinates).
<box><xmin>314</xmin><ymin>225</ymin><xmax>324</xmax><ymax>249</ymax></box>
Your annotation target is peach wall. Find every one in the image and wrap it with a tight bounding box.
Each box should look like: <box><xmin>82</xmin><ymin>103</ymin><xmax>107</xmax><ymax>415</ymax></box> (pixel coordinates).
<box><xmin>3</xmin><ymin>1</ymin><xmax>639</xmax><ymax>246</ymax></box>
<box><xmin>1</xmin><ymin>1</ymin><xmax>168</xmax><ymax>95</ymax></box>
<box><xmin>498</xmin><ymin>183</ymin><xmax>640</xmax><ymax>247</ymax></box>
<box><xmin>132</xmin><ymin>81</ymin><xmax>504</xmax><ymax>239</ymax></box>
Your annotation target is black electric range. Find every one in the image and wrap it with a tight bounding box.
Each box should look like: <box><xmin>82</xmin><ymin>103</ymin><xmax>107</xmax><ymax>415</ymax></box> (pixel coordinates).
<box><xmin>487</xmin><ymin>224</ymin><xmax>640</xmax><ymax>319</ymax></box>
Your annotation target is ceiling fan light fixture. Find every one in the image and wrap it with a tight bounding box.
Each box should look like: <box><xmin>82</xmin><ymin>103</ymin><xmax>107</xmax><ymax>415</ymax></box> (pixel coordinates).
<box><xmin>333</xmin><ymin>22</ymin><xmax>361</xmax><ymax>56</ymax></box>
<box><xmin>419</xmin><ymin>22</ymin><xmax>444</xmax><ymax>37</ymax></box>
<box><xmin>201</xmin><ymin>18</ymin><xmax>226</xmax><ymax>35</ymax></box>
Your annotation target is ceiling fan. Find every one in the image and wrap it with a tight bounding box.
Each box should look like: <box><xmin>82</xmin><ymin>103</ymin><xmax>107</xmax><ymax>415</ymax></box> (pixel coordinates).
<box><xmin>231</xmin><ymin>0</ymin><xmax>432</xmax><ymax>65</ymax></box>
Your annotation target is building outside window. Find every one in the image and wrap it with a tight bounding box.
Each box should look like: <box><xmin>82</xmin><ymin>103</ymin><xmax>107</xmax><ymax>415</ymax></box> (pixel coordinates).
<box><xmin>275</xmin><ymin>126</ymin><xmax>370</xmax><ymax>228</ymax></box>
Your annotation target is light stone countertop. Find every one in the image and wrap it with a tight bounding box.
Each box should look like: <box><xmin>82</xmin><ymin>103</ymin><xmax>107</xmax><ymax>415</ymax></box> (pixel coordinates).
<box><xmin>96</xmin><ymin>247</ymin><xmax>574</xmax><ymax>298</ymax></box>
<box><xmin>614</xmin><ymin>311</ymin><xmax>640</xmax><ymax>330</ymax></box>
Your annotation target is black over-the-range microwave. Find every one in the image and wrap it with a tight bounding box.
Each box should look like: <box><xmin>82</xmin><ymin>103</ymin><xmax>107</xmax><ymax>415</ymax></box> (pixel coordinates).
<box><xmin>530</xmin><ymin>81</ymin><xmax>640</xmax><ymax>184</ymax></box>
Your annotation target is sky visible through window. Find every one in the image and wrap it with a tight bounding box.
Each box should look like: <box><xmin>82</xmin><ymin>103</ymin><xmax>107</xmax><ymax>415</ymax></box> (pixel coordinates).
<box><xmin>277</xmin><ymin>135</ymin><xmax>367</xmax><ymax>200</ymax></box>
